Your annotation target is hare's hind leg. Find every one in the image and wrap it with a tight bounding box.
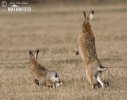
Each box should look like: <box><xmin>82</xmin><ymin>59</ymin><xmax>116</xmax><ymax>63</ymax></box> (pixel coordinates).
<box><xmin>52</xmin><ymin>82</ymin><xmax>56</xmax><ymax>88</ymax></box>
<box><xmin>86</xmin><ymin>72</ymin><xmax>94</xmax><ymax>89</ymax></box>
<box><xmin>95</xmin><ymin>72</ymin><xmax>105</xmax><ymax>88</ymax></box>
<box><xmin>39</xmin><ymin>79</ymin><xmax>46</xmax><ymax>87</ymax></box>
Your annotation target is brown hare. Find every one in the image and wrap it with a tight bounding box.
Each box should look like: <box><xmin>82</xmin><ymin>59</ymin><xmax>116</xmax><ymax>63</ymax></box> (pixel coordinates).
<box><xmin>76</xmin><ymin>10</ymin><xmax>107</xmax><ymax>89</ymax></box>
<box><xmin>29</xmin><ymin>50</ymin><xmax>61</xmax><ymax>88</ymax></box>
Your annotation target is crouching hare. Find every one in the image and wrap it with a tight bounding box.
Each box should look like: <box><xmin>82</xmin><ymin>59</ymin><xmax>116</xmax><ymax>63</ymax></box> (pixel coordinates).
<box><xmin>29</xmin><ymin>50</ymin><xmax>61</xmax><ymax>88</ymax></box>
<box><xmin>76</xmin><ymin>10</ymin><xmax>108</xmax><ymax>89</ymax></box>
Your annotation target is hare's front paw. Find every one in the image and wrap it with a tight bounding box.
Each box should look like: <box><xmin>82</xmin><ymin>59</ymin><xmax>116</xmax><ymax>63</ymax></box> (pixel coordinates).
<box><xmin>75</xmin><ymin>48</ymin><xmax>79</xmax><ymax>55</ymax></box>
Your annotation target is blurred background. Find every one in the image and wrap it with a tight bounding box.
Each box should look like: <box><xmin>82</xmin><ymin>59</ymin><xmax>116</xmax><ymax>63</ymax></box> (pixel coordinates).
<box><xmin>1</xmin><ymin>0</ymin><xmax>127</xmax><ymax>4</ymax></box>
<box><xmin>0</xmin><ymin>0</ymin><xmax>127</xmax><ymax>100</ymax></box>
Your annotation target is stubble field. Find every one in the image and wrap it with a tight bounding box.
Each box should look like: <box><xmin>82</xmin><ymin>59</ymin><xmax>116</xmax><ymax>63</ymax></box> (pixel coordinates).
<box><xmin>0</xmin><ymin>4</ymin><xmax>127</xmax><ymax>100</ymax></box>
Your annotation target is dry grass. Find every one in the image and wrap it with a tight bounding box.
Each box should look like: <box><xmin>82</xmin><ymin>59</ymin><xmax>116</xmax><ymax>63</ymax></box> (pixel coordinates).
<box><xmin>0</xmin><ymin>3</ymin><xmax>127</xmax><ymax>100</ymax></box>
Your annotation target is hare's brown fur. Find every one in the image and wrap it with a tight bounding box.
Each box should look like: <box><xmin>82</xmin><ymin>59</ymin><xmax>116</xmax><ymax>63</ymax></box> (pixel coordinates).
<box><xmin>77</xmin><ymin>11</ymin><xmax>107</xmax><ymax>89</ymax></box>
<box><xmin>29</xmin><ymin>50</ymin><xmax>61</xmax><ymax>88</ymax></box>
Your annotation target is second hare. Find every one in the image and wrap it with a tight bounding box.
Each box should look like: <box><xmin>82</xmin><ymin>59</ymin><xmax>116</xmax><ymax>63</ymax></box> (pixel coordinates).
<box><xmin>76</xmin><ymin>10</ymin><xmax>108</xmax><ymax>89</ymax></box>
<box><xmin>29</xmin><ymin>50</ymin><xmax>61</xmax><ymax>88</ymax></box>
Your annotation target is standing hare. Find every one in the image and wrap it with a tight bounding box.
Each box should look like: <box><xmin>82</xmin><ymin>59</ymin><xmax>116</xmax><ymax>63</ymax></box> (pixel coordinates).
<box><xmin>76</xmin><ymin>10</ymin><xmax>107</xmax><ymax>89</ymax></box>
<box><xmin>29</xmin><ymin>50</ymin><xmax>61</xmax><ymax>88</ymax></box>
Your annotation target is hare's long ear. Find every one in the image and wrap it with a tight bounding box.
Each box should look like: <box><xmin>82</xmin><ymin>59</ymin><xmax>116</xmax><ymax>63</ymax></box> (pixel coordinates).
<box><xmin>29</xmin><ymin>51</ymin><xmax>34</xmax><ymax>58</ymax></box>
<box><xmin>35</xmin><ymin>50</ymin><xmax>39</xmax><ymax>60</ymax></box>
<box><xmin>83</xmin><ymin>11</ymin><xmax>86</xmax><ymax>19</ymax></box>
<box><xmin>87</xmin><ymin>10</ymin><xmax>94</xmax><ymax>22</ymax></box>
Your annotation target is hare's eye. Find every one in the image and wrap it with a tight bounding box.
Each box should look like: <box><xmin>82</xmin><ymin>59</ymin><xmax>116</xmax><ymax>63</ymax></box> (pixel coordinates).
<box><xmin>55</xmin><ymin>74</ymin><xmax>58</xmax><ymax>78</ymax></box>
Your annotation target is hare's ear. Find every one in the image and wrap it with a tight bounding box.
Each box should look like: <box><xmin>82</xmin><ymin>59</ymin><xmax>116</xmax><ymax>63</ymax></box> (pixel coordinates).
<box><xmin>83</xmin><ymin>11</ymin><xmax>86</xmax><ymax>19</ymax></box>
<box><xmin>35</xmin><ymin>50</ymin><xmax>39</xmax><ymax>60</ymax></box>
<box><xmin>29</xmin><ymin>51</ymin><xmax>34</xmax><ymax>57</ymax></box>
<box><xmin>87</xmin><ymin>10</ymin><xmax>94</xmax><ymax>22</ymax></box>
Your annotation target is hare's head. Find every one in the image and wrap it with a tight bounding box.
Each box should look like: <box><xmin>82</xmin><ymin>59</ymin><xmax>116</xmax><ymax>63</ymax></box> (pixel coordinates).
<box><xmin>29</xmin><ymin>50</ymin><xmax>39</xmax><ymax>63</ymax></box>
<box><xmin>82</xmin><ymin>10</ymin><xmax>94</xmax><ymax>31</ymax></box>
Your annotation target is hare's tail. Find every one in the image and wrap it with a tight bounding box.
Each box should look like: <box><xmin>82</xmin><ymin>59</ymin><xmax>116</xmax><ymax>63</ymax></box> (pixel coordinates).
<box><xmin>98</xmin><ymin>65</ymin><xmax>107</xmax><ymax>72</ymax></box>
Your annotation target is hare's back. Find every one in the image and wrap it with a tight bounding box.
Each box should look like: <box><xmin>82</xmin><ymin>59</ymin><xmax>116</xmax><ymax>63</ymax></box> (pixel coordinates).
<box><xmin>32</xmin><ymin>65</ymin><xmax>47</xmax><ymax>78</ymax></box>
